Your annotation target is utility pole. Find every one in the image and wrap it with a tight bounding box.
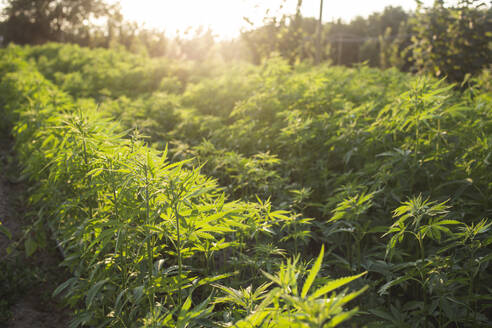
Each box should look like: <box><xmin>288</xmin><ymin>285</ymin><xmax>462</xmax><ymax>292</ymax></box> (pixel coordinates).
<box><xmin>315</xmin><ymin>0</ymin><xmax>324</xmax><ymax>64</ymax></box>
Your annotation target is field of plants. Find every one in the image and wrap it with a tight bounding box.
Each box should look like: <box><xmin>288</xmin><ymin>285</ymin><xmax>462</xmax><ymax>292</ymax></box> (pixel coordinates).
<box><xmin>1</xmin><ymin>43</ymin><xmax>491</xmax><ymax>327</ymax></box>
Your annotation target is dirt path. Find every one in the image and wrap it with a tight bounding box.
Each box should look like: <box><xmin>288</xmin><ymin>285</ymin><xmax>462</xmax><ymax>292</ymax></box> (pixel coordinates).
<box><xmin>0</xmin><ymin>135</ymin><xmax>71</xmax><ymax>328</ymax></box>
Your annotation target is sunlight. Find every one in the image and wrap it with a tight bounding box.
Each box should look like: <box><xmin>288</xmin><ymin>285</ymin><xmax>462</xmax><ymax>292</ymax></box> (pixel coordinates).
<box><xmin>116</xmin><ymin>0</ymin><xmax>435</xmax><ymax>39</ymax></box>
<box><xmin>1</xmin><ymin>0</ymin><xmax>489</xmax><ymax>326</ymax></box>
<box><xmin>117</xmin><ymin>0</ymin><xmax>266</xmax><ymax>38</ymax></box>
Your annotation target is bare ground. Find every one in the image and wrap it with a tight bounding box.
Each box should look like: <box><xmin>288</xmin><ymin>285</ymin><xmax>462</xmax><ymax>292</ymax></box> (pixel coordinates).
<box><xmin>0</xmin><ymin>135</ymin><xmax>71</xmax><ymax>328</ymax></box>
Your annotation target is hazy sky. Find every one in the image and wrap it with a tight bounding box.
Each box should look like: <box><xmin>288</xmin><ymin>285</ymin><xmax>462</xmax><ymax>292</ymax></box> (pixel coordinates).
<box><xmin>115</xmin><ymin>0</ymin><xmax>437</xmax><ymax>38</ymax></box>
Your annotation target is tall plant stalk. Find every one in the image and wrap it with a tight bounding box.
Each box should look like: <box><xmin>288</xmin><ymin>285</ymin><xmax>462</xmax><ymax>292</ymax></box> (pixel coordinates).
<box><xmin>174</xmin><ymin>200</ymin><xmax>183</xmax><ymax>307</ymax></box>
<box><xmin>143</xmin><ymin>157</ymin><xmax>155</xmax><ymax>315</ymax></box>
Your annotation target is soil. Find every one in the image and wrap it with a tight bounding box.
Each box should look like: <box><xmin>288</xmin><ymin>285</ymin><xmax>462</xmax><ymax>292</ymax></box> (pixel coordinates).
<box><xmin>0</xmin><ymin>135</ymin><xmax>71</xmax><ymax>328</ymax></box>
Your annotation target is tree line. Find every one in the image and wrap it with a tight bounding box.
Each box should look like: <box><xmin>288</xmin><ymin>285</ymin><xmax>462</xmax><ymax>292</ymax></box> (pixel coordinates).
<box><xmin>1</xmin><ymin>0</ymin><xmax>490</xmax><ymax>82</ymax></box>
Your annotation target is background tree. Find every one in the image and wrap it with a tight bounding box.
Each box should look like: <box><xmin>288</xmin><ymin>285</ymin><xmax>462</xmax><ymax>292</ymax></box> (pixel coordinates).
<box><xmin>1</xmin><ymin>0</ymin><xmax>490</xmax><ymax>83</ymax></box>
<box><xmin>241</xmin><ymin>0</ymin><xmax>324</xmax><ymax>65</ymax></box>
<box><xmin>0</xmin><ymin>0</ymin><xmax>114</xmax><ymax>44</ymax></box>
<box><xmin>330</xmin><ymin>6</ymin><xmax>410</xmax><ymax>67</ymax></box>
<box><xmin>410</xmin><ymin>0</ymin><xmax>492</xmax><ymax>83</ymax></box>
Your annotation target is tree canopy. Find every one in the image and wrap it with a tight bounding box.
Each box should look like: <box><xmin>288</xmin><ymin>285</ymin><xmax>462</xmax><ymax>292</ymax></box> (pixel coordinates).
<box><xmin>0</xmin><ymin>0</ymin><xmax>114</xmax><ymax>44</ymax></box>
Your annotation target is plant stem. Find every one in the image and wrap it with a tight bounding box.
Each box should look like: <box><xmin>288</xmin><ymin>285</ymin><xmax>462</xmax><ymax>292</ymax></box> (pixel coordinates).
<box><xmin>417</xmin><ymin>233</ymin><xmax>428</xmax><ymax>328</ymax></box>
<box><xmin>82</xmin><ymin>136</ymin><xmax>93</xmax><ymax>221</ymax></box>
<box><xmin>174</xmin><ymin>200</ymin><xmax>182</xmax><ymax>307</ymax></box>
<box><xmin>144</xmin><ymin>162</ymin><xmax>155</xmax><ymax>314</ymax></box>
<box><xmin>418</xmin><ymin>234</ymin><xmax>425</xmax><ymax>261</ymax></box>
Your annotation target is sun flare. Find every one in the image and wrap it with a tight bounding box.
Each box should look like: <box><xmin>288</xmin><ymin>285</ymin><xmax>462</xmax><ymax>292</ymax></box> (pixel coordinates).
<box><xmin>117</xmin><ymin>0</ymin><xmax>266</xmax><ymax>38</ymax></box>
<box><xmin>116</xmin><ymin>0</ymin><xmax>432</xmax><ymax>39</ymax></box>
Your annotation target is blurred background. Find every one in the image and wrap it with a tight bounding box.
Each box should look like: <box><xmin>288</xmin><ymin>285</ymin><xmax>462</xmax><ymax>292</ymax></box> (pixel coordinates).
<box><xmin>0</xmin><ymin>0</ymin><xmax>490</xmax><ymax>82</ymax></box>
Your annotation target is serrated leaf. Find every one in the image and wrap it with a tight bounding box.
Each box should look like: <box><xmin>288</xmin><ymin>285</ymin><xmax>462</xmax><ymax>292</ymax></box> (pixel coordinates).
<box><xmin>310</xmin><ymin>271</ymin><xmax>366</xmax><ymax>300</ymax></box>
<box><xmin>301</xmin><ymin>245</ymin><xmax>324</xmax><ymax>298</ymax></box>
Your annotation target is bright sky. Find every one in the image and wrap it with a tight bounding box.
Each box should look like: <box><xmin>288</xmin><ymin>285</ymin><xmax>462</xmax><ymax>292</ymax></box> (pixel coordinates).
<box><xmin>115</xmin><ymin>0</ymin><xmax>436</xmax><ymax>39</ymax></box>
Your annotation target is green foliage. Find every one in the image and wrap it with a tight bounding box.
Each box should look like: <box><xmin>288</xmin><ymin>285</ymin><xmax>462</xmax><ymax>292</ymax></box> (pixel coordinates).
<box><xmin>380</xmin><ymin>196</ymin><xmax>491</xmax><ymax>327</ymax></box>
<box><xmin>0</xmin><ymin>0</ymin><xmax>113</xmax><ymax>45</ymax></box>
<box><xmin>0</xmin><ymin>46</ymin><xmax>366</xmax><ymax>327</ymax></box>
<box><xmin>2</xmin><ymin>41</ymin><xmax>491</xmax><ymax>327</ymax></box>
<box><xmin>385</xmin><ymin>196</ymin><xmax>456</xmax><ymax>259</ymax></box>
<box><xmin>2</xmin><ymin>0</ymin><xmax>490</xmax><ymax>84</ymax></box>
<box><xmin>410</xmin><ymin>0</ymin><xmax>492</xmax><ymax>83</ymax></box>
<box><xmin>22</xmin><ymin>43</ymin><xmax>188</xmax><ymax>99</ymax></box>
<box><xmin>233</xmin><ymin>247</ymin><xmax>368</xmax><ymax>328</ymax></box>
<box><xmin>0</xmin><ymin>221</ymin><xmax>11</xmax><ymax>239</ymax></box>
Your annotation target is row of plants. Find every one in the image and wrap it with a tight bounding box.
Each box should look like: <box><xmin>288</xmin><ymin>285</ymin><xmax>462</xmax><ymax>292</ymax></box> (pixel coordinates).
<box><xmin>161</xmin><ymin>62</ymin><xmax>492</xmax><ymax>326</ymax></box>
<box><xmin>20</xmin><ymin>42</ymin><xmax>221</xmax><ymax>100</ymax></box>
<box><xmin>0</xmin><ymin>46</ymin><xmax>368</xmax><ymax>327</ymax></box>
<box><xmin>4</xmin><ymin>43</ymin><xmax>492</xmax><ymax>326</ymax></box>
<box><xmin>20</xmin><ymin>44</ymin><xmax>492</xmax><ymax>326</ymax></box>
